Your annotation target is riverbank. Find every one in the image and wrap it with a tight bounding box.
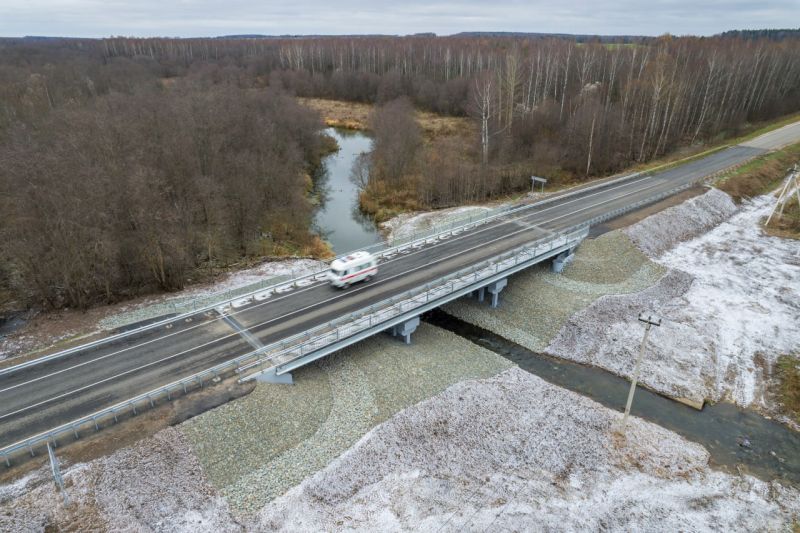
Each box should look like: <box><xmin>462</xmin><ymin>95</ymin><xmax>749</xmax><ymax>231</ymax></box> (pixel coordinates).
<box><xmin>444</xmin><ymin>187</ymin><xmax>800</xmax><ymax>423</ymax></box>
<box><xmin>0</xmin><ymin>323</ymin><xmax>512</xmax><ymax>528</ymax></box>
<box><xmin>5</xmin><ymin>340</ymin><xmax>798</xmax><ymax>531</ymax></box>
<box><xmin>256</xmin><ymin>367</ymin><xmax>800</xmax><ymax>531</ymax></box>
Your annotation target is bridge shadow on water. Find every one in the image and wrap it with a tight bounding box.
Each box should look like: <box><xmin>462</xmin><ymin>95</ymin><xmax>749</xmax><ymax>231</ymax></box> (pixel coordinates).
<box><xmin>424</xmin><ymin>308</ymin><xmax>800</xmax><ymax>487</ymax></box>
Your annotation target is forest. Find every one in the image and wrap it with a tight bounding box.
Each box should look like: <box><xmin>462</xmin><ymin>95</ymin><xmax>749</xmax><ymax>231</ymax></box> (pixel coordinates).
<box><xmin>1</xmin><ymin>33</ymin><xmax>799</xmax><ymax>311</ymax></box>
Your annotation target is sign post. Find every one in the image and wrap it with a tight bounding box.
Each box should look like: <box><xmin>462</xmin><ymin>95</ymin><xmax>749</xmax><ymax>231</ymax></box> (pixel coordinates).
<box><xmin>531</xmin><ymin>176</ymin><xmax>547</xmax><ymax>193</ymax></box>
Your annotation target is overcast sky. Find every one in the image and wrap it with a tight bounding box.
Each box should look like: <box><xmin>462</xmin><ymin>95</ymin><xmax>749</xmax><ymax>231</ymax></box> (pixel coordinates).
<box><xmin>1</xmin><ymin>0</ymin><xmax>796</xmax><ymax>38</ymax></box>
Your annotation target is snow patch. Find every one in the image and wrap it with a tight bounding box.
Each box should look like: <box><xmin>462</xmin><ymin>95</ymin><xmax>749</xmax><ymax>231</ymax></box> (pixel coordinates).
<box><xmin>0</xmin><ymin>427</ymin><xmax>241</xmax><ymax>532</ymax></box>
<box><xmin>254</xmin><ymin>368</ymin><xmax>799</xmax><ymax>531</ymax></box>
<box><xmin>549</xmin><ymin>190</ymin><xmax>800</xmax><ymax>409</ymax></box>
<box><xmin>625</xmin><ymin>188</ymin><xmax>737</xmax><ymax>257</ymax></box>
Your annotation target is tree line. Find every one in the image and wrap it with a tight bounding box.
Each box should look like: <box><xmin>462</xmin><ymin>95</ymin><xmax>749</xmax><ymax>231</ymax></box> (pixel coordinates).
<box><xmin>96</xmin><ymin>34</ymin><xmax>800</xmax><ymax>204</ymax></box>
<box><xmin>1</xmin><ymin>33</ymin><xmax>799</xmax><ymax>310</ymax></box>
<box><xmin>0</xmin><ymin>47</ymin><xmax>327</xmax><ymax>310</ymax></box>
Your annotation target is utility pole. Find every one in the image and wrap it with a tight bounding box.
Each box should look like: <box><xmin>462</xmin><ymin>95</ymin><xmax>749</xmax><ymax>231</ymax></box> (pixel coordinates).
<box><xmin>621</xmin><ymin>312</ymin><xmax>662</xmax><ymax>431</ymax></box>
<box><xmin>47</xmin><ymin>442</ymin><xmax>70</xmax><ymax>505</ymax></box>
<box><xmin>766</xmin><ymin>164</ymin><xmax>799</xmax><ymax>226</ymax></box>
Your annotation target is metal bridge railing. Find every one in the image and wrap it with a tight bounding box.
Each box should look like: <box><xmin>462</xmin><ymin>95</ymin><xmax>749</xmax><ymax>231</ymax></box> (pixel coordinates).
<box><xmin>0</xmin><ymin>177</ymin><xmax>689</xmax><ymax>466</ymax></box>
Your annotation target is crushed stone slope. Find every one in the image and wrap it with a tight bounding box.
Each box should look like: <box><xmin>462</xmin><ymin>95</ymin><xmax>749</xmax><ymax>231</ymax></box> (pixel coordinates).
<box><xmin>255</xmin><ymin>367</ymin><xmax>799</xmax><ymax>531</ymax></box>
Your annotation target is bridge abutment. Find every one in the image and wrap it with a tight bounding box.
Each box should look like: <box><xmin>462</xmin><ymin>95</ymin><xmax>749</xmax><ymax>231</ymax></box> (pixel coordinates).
<box><xmin>255</xmin><ymin>367</ymin><xmax>294</xmax><ymax>385</ymax></box>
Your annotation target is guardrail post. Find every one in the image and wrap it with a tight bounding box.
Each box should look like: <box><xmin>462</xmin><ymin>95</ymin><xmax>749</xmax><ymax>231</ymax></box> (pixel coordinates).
<box><xmin>93</xmin><ymin>416</ymin><xmax>99</xmax><ymax>431</ymax></box>
<box><xmin>72</xmin><ymin>424</ymin><xmax>79</xmax><ymax>440</ymax></box>
<box><xmin>3</xmin><ymin>454</ymin><xmax>9</xmax><ymax>467</ymax></box>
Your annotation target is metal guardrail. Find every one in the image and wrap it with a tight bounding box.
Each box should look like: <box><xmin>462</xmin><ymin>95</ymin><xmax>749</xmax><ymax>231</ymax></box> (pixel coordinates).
<box><xmin>0</xmin><ymin>169</ymin><xmax>649</xmax><ymax>379</ymax></box>
<box><xmin>0</xmin><ymin>175</ymin><xmax>690</xmax><ymax>466</ymax></box>
<box><xmin>0</xmin><ymin>223</ymin><xmax>587</xmax><ymax>467</ymax></box>
<box><xmin>238</xmin><ymin>225</ymin><xmax>589</xmax><ymax>379</ymax></box>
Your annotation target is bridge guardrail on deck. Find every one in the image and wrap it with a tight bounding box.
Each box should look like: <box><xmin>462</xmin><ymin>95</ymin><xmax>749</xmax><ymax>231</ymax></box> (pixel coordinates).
<box><xmin>0</xmin><ymin>179</ymin><xmax>692</xmax><ymax>466</ymax></box>
<box><xmin>0</xmin><ymin>169</ymin><xmax>653</xmax><ymax>378</ymax></box>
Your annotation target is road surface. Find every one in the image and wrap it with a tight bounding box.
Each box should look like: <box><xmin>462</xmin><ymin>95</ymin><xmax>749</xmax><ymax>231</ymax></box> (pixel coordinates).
<box><xmin>1</xmin><ymin>125</ymin><xmax>798</xmax><ymax>451</ymax></box>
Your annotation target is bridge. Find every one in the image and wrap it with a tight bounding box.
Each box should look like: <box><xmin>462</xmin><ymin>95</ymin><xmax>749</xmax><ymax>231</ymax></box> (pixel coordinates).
<box><xmin>1</xmin><ymin>121</ymin><xmax>799</xmax><ymax>466</ymax></box>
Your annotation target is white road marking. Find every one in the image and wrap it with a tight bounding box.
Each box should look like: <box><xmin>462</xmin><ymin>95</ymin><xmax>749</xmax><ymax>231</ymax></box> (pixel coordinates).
<box><xmin>0</xmin><ymin>173</ymin><xmax>669</xmax><ymax>401</ymax></box>
<box><xmin>0</xmin><ymin>175</ymin><xmax>670</xmax><ymax>416</ymax></box>
<box><xmin>0</xmin><ymin>172</ymin><xmax>664</xmax><ymax>395</ymax></box>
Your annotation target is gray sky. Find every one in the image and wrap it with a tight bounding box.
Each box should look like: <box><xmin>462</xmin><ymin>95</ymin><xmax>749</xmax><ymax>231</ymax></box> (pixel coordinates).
<box><xmin>1</xmin><ymin>0</ymin><xmax>796</xmax><ymax>38</ymax></box>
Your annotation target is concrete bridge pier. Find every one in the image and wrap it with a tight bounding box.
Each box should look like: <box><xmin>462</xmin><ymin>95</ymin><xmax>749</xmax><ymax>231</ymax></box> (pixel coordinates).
<box><xmin>486</xmin><ymin>278</ymin><xmax>507</xmax><ymax>308</ymax></box>
<box><xmin>552</xmin><ymin>249</ymin><xmax>576</xmax><ymax>273</ymax></box>
<box><xmin>391</xmin><ymin>316</ymin><xmax>420</xmax><ymax>344</ymax></box>
<box><xmin>255</xmin><ymin>367</ymin><xmax>294</xmax><ymax>385</ymax></box>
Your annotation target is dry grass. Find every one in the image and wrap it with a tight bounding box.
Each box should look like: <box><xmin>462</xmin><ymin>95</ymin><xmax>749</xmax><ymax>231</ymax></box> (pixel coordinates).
<box><xmin>716</xmin><ymin>142</ymin><xmax>800</xmax><ymax>201</ymax></box>
<box><xmin>358</xmin><ymin>180</ymin><xmax>421</xmax><ymax>223</ymax></box>
<box><xmin>298</xmin><ymin>97</ymin><xmax>475</xmax><ymax>141</ymax></box>
<box><xmin>776</xmin><ymin>355</ymin><xmax>800</xmax><ymax>424</ymax></box>
<box><xmin>764</xmin><ymin>201</ymin><xmax>800</xmax><ymax>240</ymax></box>
<box><xmin>299</xmin><ymin>98</ymin><xmax>371</xmax><ymax>130</ymax></box>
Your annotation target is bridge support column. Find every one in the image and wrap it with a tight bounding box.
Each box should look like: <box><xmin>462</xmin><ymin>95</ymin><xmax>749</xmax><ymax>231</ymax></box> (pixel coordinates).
<box><xmin>552</xmin><ymin>249</ymin><xmax>576</xmax><ymax>273</ymax></box>
<box><xmin>476</xmin><ymin>287</ymin><xmax>486</xmax><ymax>302</ymax></box>
<box><xmin>391</xmin><ymin>316</ymin><xmax>420</xmax><ymax>344</ymax></box>
<box><xmin>486</xmin><ymin>278</ymin><xmax>507</xmax><ymax>308</ymax></box>
<box><xmin>255</xmin><ymin>368</ymin><xmax>293</xmax><ymax>385</ymax></box>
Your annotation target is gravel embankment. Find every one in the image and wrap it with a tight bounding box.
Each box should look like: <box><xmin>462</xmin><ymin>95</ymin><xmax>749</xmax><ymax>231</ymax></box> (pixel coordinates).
<box><xmin>182</xmin><ymin>323</ymin><xmax>511</xmax><ymax>516</ymax></box>
<box><xmin>442</xmin><ymin>231</ymin><xmax>665</xmax><ymax>352</ymax></box>
<box><xmin>547</xmin><ymin>269</ymin><xmax>708</xmax><ymax>405</ymax></box>
<box><xmin>624</xmin><ymin>188</ymin><xmax>737</xmax><ymax>257</ymax></box>
<box><xmin>255</xmin><ymin>367</ymin><xmax>800</xmax><ymax>531</ymax></box>
<box><xmin>549</xmin><ymin>191</ymin><xmax>800</xmax><ymax>410</ymax></box>
<box><xmin>0</xmin><ymin>427</ymin><xmax>241</xmax><ymax>532</ymax></box>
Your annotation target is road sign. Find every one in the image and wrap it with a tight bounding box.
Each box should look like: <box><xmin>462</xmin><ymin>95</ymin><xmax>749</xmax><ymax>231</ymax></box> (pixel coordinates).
<box><xmin>531</xmin><ymin>176</ymin><xmax>547</xmax><ymax>193</ymax></box>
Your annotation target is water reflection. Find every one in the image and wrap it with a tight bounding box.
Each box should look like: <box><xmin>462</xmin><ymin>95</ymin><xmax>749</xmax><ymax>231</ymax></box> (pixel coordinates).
<box><xmin>312</xmin><ymin>128</ymin><xmax>382</xmax><ymax>254</ymax></box>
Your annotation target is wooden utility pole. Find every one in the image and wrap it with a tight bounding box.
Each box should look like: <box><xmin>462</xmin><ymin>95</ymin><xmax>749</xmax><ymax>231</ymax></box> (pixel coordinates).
<box><xmin>621</xmin><ymin>313</ymin><xmax>662</xmax><ymax>431</ymax></box>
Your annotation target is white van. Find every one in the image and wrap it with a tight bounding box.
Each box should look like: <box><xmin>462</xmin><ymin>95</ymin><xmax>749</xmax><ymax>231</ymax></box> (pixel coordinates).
<box><xmin>329</xmin><ymin>251</ymin><xmax>378</xmax><ymax>288</ymax></box>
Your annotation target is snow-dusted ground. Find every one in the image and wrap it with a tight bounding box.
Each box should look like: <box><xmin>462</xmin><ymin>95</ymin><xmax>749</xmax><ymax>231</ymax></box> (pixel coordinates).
<box><xmin>255</xmin><ymin>368</ymin><xmax>799</xmax><ymax>531</ymax></box>
<box><xmin>99</xmin><ymin>258</ymin><xmax>327</xmax><ymax>330</ymax></box>
<box><xmin>625</xmin><ymin>187</ymin><xmax>738</xmax><ymax>257</ymax></box>
<box><xmin>549</xmin><ymin>189</ymin><xmax>800</xmax><ymax>410</ymax></box>
<box><xmin>381</xmin><ymin>205</ymin><xmax>502</xmax><ymax>242</ymax></box>
<box><xmin>0</xmin><ymin>428</ymin><xmax>242</xmax><ymax>532</ymax></box>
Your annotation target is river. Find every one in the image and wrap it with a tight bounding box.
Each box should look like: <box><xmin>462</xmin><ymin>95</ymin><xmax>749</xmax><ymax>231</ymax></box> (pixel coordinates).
<box><xmin>426</xmin><ymin>309</ymin><xmax>800</xmax><ymax>486</ymax></box>
<box><xmin>312</xmin><ymin>128</ymin><xmax>382</xmax><ymax>255</ymax></box>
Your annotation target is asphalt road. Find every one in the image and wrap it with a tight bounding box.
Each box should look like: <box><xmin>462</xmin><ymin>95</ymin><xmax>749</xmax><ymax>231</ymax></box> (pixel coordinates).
<box><xmin>0</xmin><ymin>127</ymin><xmax>795</xmax><ymax>450</ymax></box>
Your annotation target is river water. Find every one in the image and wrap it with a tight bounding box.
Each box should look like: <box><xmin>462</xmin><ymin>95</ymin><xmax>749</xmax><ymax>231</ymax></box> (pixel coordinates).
<box><xmin>311</xmin><ymin>128</ymin><xmax>799</xmax><ymax>487</ymax></box>
<box><xmin>312</xmin><ymin>128</ymin><xmax>382</xmax><ymax>255</ymax></box>
<box><xmin>426</xmin><ymin>309</ymin><xmax>800</xmax><ymax>486</ymax></box>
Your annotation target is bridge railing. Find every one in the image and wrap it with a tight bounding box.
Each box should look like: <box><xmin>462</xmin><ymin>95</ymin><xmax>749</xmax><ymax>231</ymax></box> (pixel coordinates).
<box><xmin>236</xmin><ymin>225</ymin><xmax>590</xmax><ymax>378</ymax></box>
<box><xmin>0</xmin><ymin>178</ymin><xmax>690</xmax><ymax>466</ymax></box>
<box><xmin>0</xmin><ymin>168</ymin><xmax>651</xmax><ymax>379</ymax></box>
<box><xmin>0</xmin><ymin>222</ymin><xmax>587</xmax><ymax>467</ymax></box>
